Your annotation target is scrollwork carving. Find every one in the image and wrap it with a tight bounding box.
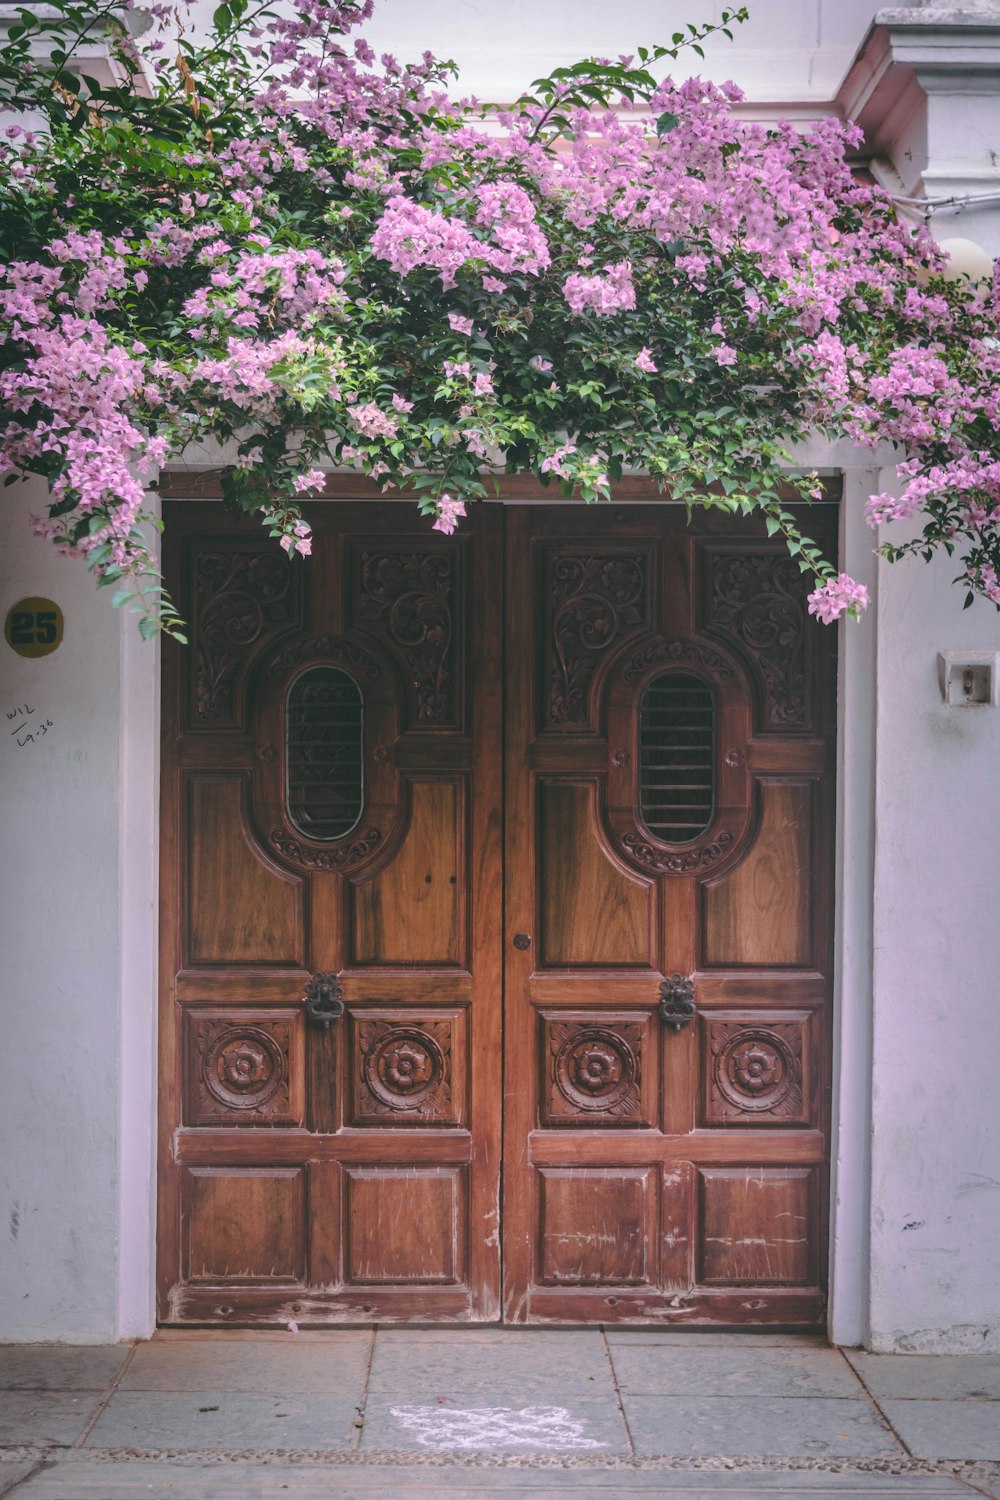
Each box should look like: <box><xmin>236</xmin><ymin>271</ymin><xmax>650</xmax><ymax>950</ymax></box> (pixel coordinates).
<box><xmin>270</xmin><ymin>826</ymin><xmax>381</xmax><ymax>871</ymax></box>
<box><xmin>548</xmin><ymin>554</ymin><xmax>648</xmax><ymax>725</ymax></box>
<box><xmin>617</xmin><ymin>829</ymin><xmax>734</xmax><ymax>874</ymax></box>
<box><xmin>267</xmin><ymin>635</ymin><xmax>380</xmax><ymax>681</ymax></box>
<box><xmin>357</xmin><ymin>552</ymin><xmax>455</xmax><ymax>722</ymax></box>
<box><xmin>194</xmin><ymin>551</ymin><xmax>295</xmax><ymax>722</ymax></box>
<box><xmin>624</xmin><ymin>638</ymin><xmax>733</xmax><ymax>683</ymax></box>
<box><xmin>709</xmin><ymin>554</ymin><xmax>807</xmax><ymax>727</ymax></box>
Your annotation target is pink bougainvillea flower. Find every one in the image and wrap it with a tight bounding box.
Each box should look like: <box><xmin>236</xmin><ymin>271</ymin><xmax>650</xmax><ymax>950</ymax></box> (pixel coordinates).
<box><xmin>432</xmin><ymin>494</ymin><xmax>467</xmax><ymax>534</ymax></box>
<box><xmin>807</xmin><ymin>574</ymin><xmax>870</xmax><ymax>624</ymax></box>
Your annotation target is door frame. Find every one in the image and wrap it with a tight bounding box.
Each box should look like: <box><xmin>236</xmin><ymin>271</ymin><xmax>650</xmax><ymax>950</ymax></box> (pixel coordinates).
<box><xmin>116</xmin><ymin>468</ymin><xmax>873</xmax><ymax>1343</ymax></box>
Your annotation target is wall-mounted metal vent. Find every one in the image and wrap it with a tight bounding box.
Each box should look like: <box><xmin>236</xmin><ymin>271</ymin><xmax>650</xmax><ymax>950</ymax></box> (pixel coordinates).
<box><xmin>638</xmin><ymin>671</ymin><xmax>715</xmax><ymax>844</ymax></box>
<box><xmin>286</xmin><ymin>667</ymin><xmax>363</xmax><ymax>841</ymax></box>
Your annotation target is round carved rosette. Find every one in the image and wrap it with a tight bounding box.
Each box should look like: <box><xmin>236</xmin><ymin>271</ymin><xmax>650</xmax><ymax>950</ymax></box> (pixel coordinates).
<box><xmin>365</xmin><ymin>1029</ymin><xmax>444</xmax><ymax>1111</ymax></box>
<box><xmin>554</xmin><ymin>1028</ymin><xmax>638</xmax><ymax>1113</ymax></box>
<box><xmin>714</xmin><ymin>1030</ymin><xmax>793</xmax><ymax>1113</ymax></box>
<box><xmin>204</xmin><ymin>1027</ymin><xmax>285</xmax><ymax>1111</ymax></box>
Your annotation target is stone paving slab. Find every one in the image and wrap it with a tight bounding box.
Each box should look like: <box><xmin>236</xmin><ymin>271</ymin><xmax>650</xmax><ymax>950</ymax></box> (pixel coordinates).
<box><xmin>604</xmin><ymin>1333</ymin><xmax>831</xmax><ymax>1348</ymax></box>
<box><xmin>0</xmin><ymin>1458</ymin><xmax>41</xmax><ymax>1497</ymax></box>
<box><xmin>360</xmin><ymin>1397</ymin><xmax>629</xmax><ymax>1453</ymax></box>
<box><xmin>846</xmin><ymin>1354</ymin><xmax>1000</xmax><ymax>1402</ymax></box>
<box><xmin>82</xmin><ymin>1391</ymin><xmax>360</xmax><ymax>1452</ymax></box>
<box><xmin>0</xmin><ymin>1458</ymin><xmax>980</xmax><ymax>1499</ymax></box>
<box><xmin>122</xmin><ymin>1336</ymin><xmax>371</xmax><ymax>1394</ymax></box>
<box><xmin>623</xmin><ymin>1396</ymin><xmax>903</xmax><ymax>1459</ymax></box>
<box><xmin>609</xmin><ymin>1346</ymin><xmax>864</xmax><ymax>1399</ymax></box>
<box><xmin>960</xmin><ymin>1464</ymin><xmax>1000</xmax><ymax>1499</ymax></box>
<box><xmin>0</xmin><ymin>1393</ymin><xmax>100</xmax><ymax>1448</ymax></box>
<box><xmin>368</xmin><ymin>1332</ymin><xmax>613</xmax><ymax>1401</ymax></box>
<box><xmin>373</xmin><ymin>1329</ymin><xmax>609</xmax><ymax>1348</ymax></box>
<box><xmin>876</xmin><ymin>1400</ymin><xmax>1000</xmax><ymax>1461</ymax></box>
<box><xmin>0</xmin><ymin>1346</ymin><xmax>130</xmax><ymax>1392</ymax></box>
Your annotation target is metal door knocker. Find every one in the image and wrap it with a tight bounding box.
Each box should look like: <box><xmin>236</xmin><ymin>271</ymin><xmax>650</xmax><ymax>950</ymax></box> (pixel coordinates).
<box><xmin>304</xmin><ymin>971</ymin><xmax>345</xmax><ymax>1030</ymax></box>
<box><xmin>660</xmin><ymin>973</ymin><xmax>696</xmax><ymax>1031</ymax></box>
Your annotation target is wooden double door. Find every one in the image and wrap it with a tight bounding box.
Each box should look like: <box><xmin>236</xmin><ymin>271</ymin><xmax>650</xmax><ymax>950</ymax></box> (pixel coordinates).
<box><xmin>159</xmin><ymin>497</ymin><xmax>836</xmax><ymax>1326</ymax></box>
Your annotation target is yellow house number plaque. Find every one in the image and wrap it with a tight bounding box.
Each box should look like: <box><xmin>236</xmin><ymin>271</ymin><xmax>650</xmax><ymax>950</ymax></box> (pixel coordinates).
<box><xmin>4</xmin><ymin>597</ymin><xmax>64</xmax><ymax>658</ymax></box>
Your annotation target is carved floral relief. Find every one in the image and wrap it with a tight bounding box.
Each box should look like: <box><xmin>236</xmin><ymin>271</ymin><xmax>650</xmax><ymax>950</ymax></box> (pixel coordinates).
<box><xmin>188</xmin><ymin>1016</ymin><xmax>299</xmax><ymax>1126</ymax></box>
<box><xmin>543</xmin><ymin>1018</ymin><xmax>651</xmax><ymax>1126</ymax></box>
<box><xmin>353</xmin><ymin>1017</ymin><xmax>456</xmax><ymax>1124</ymax></box>
<box><xmin>705</xmin><ymin>1018</ymin><xmax>808</xmax><ymax>1124</ymax></box>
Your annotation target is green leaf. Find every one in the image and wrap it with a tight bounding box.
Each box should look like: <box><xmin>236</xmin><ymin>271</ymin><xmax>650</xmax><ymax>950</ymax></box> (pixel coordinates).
<box><xmin>656</xmin><ymin>112</ymin><xmax>678</xmax><ymax>136</ymax></box>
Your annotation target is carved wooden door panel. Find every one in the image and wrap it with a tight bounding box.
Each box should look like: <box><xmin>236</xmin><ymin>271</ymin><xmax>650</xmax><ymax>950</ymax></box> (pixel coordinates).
<box><xmin>502</xmin><ymin>504</ymin><xmax>837</xmax><ymax>1324</ymax></box>
<box><xmin>158</xmin><ymin>502</ymin><xmax>503</xmax><ymax>1323</ymax></box>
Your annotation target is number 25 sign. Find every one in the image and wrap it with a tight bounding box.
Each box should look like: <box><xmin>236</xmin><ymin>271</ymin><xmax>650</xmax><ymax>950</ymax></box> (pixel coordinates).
<box><xmin>4</xmin><ymin>597</ymin><xmax>64</xmax><ymax>658</ymax></box>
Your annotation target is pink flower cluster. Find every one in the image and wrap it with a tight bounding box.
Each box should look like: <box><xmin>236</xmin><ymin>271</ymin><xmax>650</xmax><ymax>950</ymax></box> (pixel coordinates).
<box><xmin>562</xmin><ymin>261</ymin><xmax>636</xmax><ymax>316</ymax></box>
<box><xmin>371</xmin><ymin>197</ymin><xmax>480</xmax><ymax>289</ymax></box>
<box><xmin>807</xmin><ymin>574</ymin><xmax>870</xmax><ymax>624</ymax></box>
<box><xmin>183</xmin><ymin>246</ymin><xmax>346</xmax><ymax>333</ymax></box>
<box><xmin>280</xmin><ymin>519</ymin><xmax>313</xmax><ymax>556</ymax></box>
<box><xmin>4</xmin><ymin>0</ymin><xmax>1000</xmax><ymax>625</ymax></box>
<box><xmin>540</xmin><ymin>442</ymin><xmax>577</xmax><ymax>478</ymax></box>
<box><xmin>432</xmin><ymin>495</ymin><xmax>466</xmax><ymax>534</ymax></box>
<box><xmin>349</xmin><ymin>403</ymin><xmax>399</xmax><ymax>440</ymax></box>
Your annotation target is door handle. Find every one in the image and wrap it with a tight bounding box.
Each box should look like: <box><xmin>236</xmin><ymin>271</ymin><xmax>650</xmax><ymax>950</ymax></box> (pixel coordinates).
<box><xmin>304</xmin><ymin>971</ymin><xmax>345</xmax><ymax>1030</ymax></box>
<box><xmin>660</xmin><ymin>973</ymin><xmax>696</xmax><ymax>1031</ymax></box>
<box><xmin>512</xmin><ymin>933</ymin><xmax>532</xmax><ymax>951</ymax></box>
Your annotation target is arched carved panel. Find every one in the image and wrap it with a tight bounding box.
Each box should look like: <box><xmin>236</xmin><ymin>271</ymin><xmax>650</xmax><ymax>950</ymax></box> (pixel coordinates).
<box><xmin>541</xmin><ymin>1014</ymin><xmax>654</xmax><ymax>1127</ymax></box>
<box><xmin>351</xmin><ymin>1012</ymin><xmax>462</xmax><ymax>1126</ymax></box>
<box><xmin>544</xmin><ymin>550</ymin><xmax>652</xmax><ymax>728</ymax></box>
<box><xmin>706</xmin><ymin>552</ymin><xmax>809</xmax><ymax>729</ymax></box>
<box><xmin>252</xmin><ymin>633</ymin><xmax>401</xmax><ymax>879</ymax></box>
<box><xmin>605</xmin><ymin>636</ymin><xmax>753</xmax><ymax>881</ymax></box>
<box><xmin>353</xmin><ymin>548</ymin><xmax>460</xmax><ymax>727</ymax></box>
<box><xmin>190</xmin><ymin>548</ymin><xmax>300</xmax><ymax>728</ymax></box>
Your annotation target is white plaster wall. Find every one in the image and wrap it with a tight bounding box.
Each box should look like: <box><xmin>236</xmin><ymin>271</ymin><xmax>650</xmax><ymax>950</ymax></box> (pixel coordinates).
<box><xmin>359</xmin><ymin>0</ymin><xmax>879</xmax><ymax>101</ymax></box>
<box><xmin>867</xmin><ymin>522</ymin><xmax>1000</xmax><ymax>1353</ymax></box>
<box><xmin>0</xmin><ymin>479</ymin><xmax>158</xmax><ymax>1342</ymax></box>
<box><xmin>179</xmin><ymin>0</ymin><xmax>884</xmax><ymax>102</ymax></box>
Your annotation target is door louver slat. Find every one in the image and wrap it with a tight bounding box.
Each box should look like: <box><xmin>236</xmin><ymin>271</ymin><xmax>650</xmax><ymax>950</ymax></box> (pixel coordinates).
<box><xmin>638</xmin><ymin>672</ymin><xmax>715</xmax><ymax>844</ymax></box>
<box><xmin>286</xmin><ymin>666</ymin><xmax>363</xmax><ymax>840</ymax></box>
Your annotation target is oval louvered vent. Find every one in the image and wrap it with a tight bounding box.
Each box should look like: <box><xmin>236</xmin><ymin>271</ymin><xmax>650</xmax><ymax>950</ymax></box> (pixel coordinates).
<box><xmin>286</xmin><ymin>667</ymin><xmax>363</xmax><ymax>840</ymax></box>
<box><xmin>638</xmin><ymin>671</ymin><xmax>715</xmax><ymax>844</ymax></box>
